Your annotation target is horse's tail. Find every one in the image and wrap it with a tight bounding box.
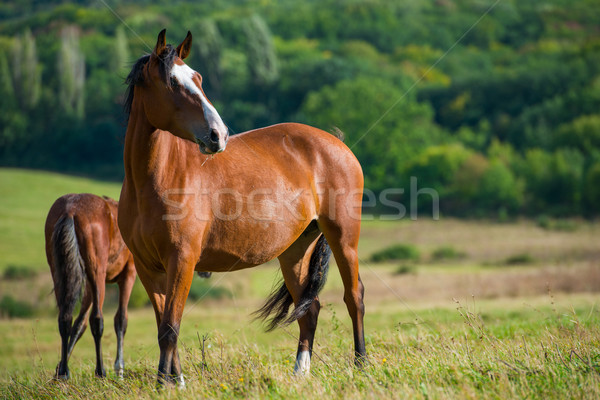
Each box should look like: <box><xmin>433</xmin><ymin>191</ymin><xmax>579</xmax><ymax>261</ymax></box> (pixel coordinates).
<box><xmin>254</xmin><ymin>234</ymin><xmax>331</xmax><ymax>332</ymax></box>
<box><xmin>330</xmin><ymin>127</ymin><xmax>345</xmax><ymax>142</ymax></box>
<box><xmin>52</xmin><ymin>215</ymin><xmax>85</xmax><ymax>318</ymax></box>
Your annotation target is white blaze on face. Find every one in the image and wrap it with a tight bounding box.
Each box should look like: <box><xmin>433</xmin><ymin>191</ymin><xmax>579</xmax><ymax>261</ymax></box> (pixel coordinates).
<box><xmin>169</xmin><ymin>63</ymin><xmax>228</xmax><ymax>138</ymax></box>
<box><xmin>294</xmin><ymin>350</ymin><xmax>311</xmax><ymax>375</ymax></box>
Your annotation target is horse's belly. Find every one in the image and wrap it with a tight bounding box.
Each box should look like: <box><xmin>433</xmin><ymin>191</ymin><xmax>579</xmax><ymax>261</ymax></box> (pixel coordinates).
<box><xmin>195</xmin><ymin>218</ymin><xmax>308</xmax><ymax>271</ymax></box>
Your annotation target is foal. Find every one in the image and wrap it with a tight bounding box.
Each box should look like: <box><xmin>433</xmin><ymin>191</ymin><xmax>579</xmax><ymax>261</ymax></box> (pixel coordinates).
<box><xmin>45</xmin><ymin>193</ymin><xmax>135</xmax><ymax>379</ymax></box>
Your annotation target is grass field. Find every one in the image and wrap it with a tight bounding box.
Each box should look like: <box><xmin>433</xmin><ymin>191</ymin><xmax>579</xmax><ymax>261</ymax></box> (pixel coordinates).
<box><xmin>0</xmin><ymin>168</ymin><xmax>599</xmax><ymax>399</ymax></box>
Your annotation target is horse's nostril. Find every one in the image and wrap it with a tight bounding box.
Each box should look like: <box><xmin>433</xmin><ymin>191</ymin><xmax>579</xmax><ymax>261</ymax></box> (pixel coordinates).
<box><xmin>210</xmin><ymin>129</ymin><xmax>219</xmax><ymax>144</ymax></box>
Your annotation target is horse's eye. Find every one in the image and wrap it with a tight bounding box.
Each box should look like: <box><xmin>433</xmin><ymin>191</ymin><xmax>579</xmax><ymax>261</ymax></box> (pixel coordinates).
<box><xmin>170</xmin><ymin>77</ymin><xmax>179</xmax><ymax>88</ymax></box>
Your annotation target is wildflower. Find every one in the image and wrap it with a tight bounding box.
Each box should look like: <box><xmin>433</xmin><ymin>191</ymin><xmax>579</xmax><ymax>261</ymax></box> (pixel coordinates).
<box><xmin>220</xmin><ymin>383</ymin><xmax>228</xmax><ymax>390</ymax></box>
<box><xmin>382</xmin><ymin>358</ymin><xmax>387</xmax><ymax>364</ymax></box>
<box><xmin>239</xmin><ymin>377</ymin><xmax>244</xmax><ymax>382</ymax></box>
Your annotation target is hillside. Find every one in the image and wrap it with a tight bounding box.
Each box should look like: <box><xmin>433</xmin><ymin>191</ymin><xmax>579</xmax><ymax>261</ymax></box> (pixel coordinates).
<box><xmin>1</xmin><ymin>0</ymin><xmax>600</xmax><ymax>217</ymax></box>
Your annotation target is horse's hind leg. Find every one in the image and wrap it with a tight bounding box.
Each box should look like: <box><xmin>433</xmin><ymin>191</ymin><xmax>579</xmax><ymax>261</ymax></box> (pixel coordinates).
<box><xmin>278</xmin><ymin>232</ymin><xmax>321</xmax><ymax>375</ymax></box>
<box><xmin>56</xmin><ymin>306</ymin><xmax>73</xmax><ymax>379</ymax></box>
<box><xmin>66</xmin><ymin>282</ymin><xmax>92</xmax><ymax>358</ymax></box>
<box><xmin>89</xmin><ymin>273</ymin><xmax>107</xmax><ymax>377</ymax></box>
<box><xmin>114</xmin><ymin>261</ymin><xmax>136</xmax><ymax>378</ymax></box>
<box><xmin>318</xmin><ymin>216</ymin><xmax>366</xmax><ymax>366</ymax></box>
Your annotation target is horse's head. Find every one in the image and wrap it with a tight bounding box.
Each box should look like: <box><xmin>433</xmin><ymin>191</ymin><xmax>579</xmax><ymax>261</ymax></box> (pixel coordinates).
<box><xmin>129</xmin><ymin>29</ymin><xmax>228</xmax><ymax>154</ymax></box>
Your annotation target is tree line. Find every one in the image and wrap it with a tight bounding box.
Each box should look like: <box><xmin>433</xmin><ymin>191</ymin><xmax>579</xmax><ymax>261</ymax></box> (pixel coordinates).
<box><xmin>1</xmin><ymin>0</ymin><xmax>600</xmax><ymax>217</ymax></box>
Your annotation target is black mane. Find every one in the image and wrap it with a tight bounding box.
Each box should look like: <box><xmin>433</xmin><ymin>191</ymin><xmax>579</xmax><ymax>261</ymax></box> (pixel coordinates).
<box><xmin>123</xmin><ymin>44</ymin><xmax>178</xmax><ymax>119</ymax></box>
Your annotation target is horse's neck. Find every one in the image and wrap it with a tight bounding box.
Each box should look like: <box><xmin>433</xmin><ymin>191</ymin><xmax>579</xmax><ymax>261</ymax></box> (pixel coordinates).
<box><xmin>123</xmin><ymin>105</ymin><xmax>185</xmax><ymax>191</ymax></box>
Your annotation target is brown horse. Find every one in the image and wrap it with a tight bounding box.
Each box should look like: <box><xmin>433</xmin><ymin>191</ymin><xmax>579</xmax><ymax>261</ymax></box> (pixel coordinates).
<box><xmin>45</xmin><ymin>194</ymin><xmax>136</xmax><ymax>379</ymax></box>
<box><xmin>119</xmin><ymin>30</ymin><xmax>365</xmax><ymax>385</ymax></box>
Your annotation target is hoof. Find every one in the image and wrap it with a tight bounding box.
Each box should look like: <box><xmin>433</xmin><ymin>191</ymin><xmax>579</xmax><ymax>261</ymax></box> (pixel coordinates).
<box><xmin>354</xmin><ymin>355</ymin><xmax>369</xmax><ymax>369</ymax></box>
<box><xmin>115</xmin><ymin>368</ymin><xmax>124</xmax><ymax>379</ymax></box>
<box><xmin>54</xmin><ymin>364</ymin><xmax>70</xmax><ymax>380</ymax></box>
<box><xmin>95</xmin><ymin>368</ymin><xmax>107</xmax><ymax>378</ymax></box>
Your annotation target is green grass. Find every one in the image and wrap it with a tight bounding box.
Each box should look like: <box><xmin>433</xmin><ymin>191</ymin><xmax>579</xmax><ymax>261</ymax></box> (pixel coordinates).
<box><xmin>0</xmin><ymin>168</ymin><xmax>121</xmax><ymax>273</ymax></box>
<box><xmin>0</xmin><ymin>294</ymin><xmax>599</xmax><ymax>399</ymax></box>
<box><xmin>2</xmin><ymin>168</ymin><xmax>600</xmax><ymax>398</ymax></box>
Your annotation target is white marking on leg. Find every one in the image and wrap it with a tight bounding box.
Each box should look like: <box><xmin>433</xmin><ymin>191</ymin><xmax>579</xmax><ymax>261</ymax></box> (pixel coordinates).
<box><xmin>176</xmin><ymin>374</ymin><xmax>186</xmax><ymax>389</ymax></box>
<box><xmin>294</xmin><ymin>350</ymin><xmax>311</xmax><ymax>375</ymax></box>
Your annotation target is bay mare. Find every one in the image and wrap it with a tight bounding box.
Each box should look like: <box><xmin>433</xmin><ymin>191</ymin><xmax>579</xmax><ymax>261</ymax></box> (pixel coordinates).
<box><xmin>119</xmin><ymin>30</ymin><xmax>365</xmax><ymax>385</ymax></box>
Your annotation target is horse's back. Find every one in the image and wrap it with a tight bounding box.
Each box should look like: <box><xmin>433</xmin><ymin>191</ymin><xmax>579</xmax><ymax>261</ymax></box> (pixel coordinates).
<box><xmin>222</xmin><ymin>123</ymin><xmax>363</xmax><ymax>188</ymax></box>
<box><xmin>46</xmin><ymin>194</ymin><xmax>128</xmax><ymax>278</ymax></box>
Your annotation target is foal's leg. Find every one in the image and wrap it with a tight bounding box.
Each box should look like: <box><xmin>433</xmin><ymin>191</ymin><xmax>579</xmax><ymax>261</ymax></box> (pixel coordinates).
<box><xmin>279</xmin><ymin>234</ymin><xmax>321</xmax><ymax>375</ymax></box>
<box><xmin>318</xmin><ymin>217</ymin><xmax>366</xmax><ymax>366</ymax></box>
<box><xmin>56</xmin><ymin>306</ymin><xmax>73</xmax><ymax>379</ymax></box>
<box><xmin>114</xmin><ymin>262</ymin><xmax>136</xmax><ymax>378</ymax></box>
<box><xmin>89</xmin><ymin>273</ymin><xmax>107</xmax><ymax>377</ymax></box>
<box><xmin>66</xmin><ymin>283</ymin><xmax>92</xmax><ymax>358</ymax></box>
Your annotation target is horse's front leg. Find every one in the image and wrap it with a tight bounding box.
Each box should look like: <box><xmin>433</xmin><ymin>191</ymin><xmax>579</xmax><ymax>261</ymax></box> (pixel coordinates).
<box><xmin>157</xmin><ymin>254</ymin><xmax>195</xmax><ymax>387</ymax></box>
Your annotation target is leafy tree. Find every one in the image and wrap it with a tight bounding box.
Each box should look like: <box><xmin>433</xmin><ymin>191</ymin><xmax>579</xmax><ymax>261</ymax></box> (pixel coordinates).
<box><xmin>10</xmin><ymin>29</ymin><xmax>40</xmax><ymax>110</ymax></box>
<box><xmin>189</xmin><ymin>19</ymin><xmax>223</xmax><ymax>99</ymax></box>
<box><xmin>302</xmin><ymin>76</ymin><xmax>446</xmax><ymax>192</ymax></box>
<box><xmin>0</xmin><ymin>51</ymin><xmax>26</xmax><ymax>155</ymax></box>
<box><xmin>552</xmin><ymin>114</ymin><xmax>600</xmax><ymax>156</ymax></box>
<box><xmin>583</xmin><ymin>162</ymin><xmax>600</xmax><ymax>215</ymax></box>
<box><xmin>242</xmin><ymin>14</ymin><xmax>279</xmax><ymax>90</ymax></box>
<box><xmin>57</xmin><ymin>26</ymin><xmax>85</xmax><ymax>118</ymax></box>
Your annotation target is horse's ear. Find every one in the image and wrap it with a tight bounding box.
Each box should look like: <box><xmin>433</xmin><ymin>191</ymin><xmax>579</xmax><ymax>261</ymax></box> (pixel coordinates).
<box><xmin>153</xmin><ymin>29</ymin><xmax>167</xmax><ymax>57</ymax></box>
<box><xmin>176</xmin><ymin>31</ymin><xmax>192</xmax><ymax>60</ymax></box>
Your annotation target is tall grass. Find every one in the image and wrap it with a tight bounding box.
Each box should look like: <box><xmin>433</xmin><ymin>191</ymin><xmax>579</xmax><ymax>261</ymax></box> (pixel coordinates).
<box><xmin>1</xmin><ymin>295</ymin><xmax>599</xmax><ymax>399</ymax></box>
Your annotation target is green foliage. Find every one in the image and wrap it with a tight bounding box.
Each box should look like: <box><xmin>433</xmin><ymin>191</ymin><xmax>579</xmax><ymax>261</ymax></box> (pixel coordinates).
<box><xmin>519</xmin><ymin>148</ymin><xmax>585</xmax><ymax>215</ymax></box>
<box><xmin>2</xmin><ymin>265</ymin><xmax>37</xmax><ymax>280</ymax></box>
<box><xmin>10</xmin><ymin>29</ymin><xmax>40</xmax><ymax>110</ymax></box>
<box><xmin>503</xmin><ymin>253</ymin><xmax>536</xmax><ymax>266</ymax></box>
<box><xmin>188</xmin><ymin>276</ymin><xmax>232</xmax><ymax>301</ymax></box>
<box><xmin>583</xmin><ymin>162</ymin><xmax>600</xmax><ymax>214</ymax></box>
<box><xmin>536</xmin><ymin>216</ymin><xmax>580</xmax><ymax>232</ymax></box>
<box><xmin>242</xmin><ymin>15</ymin><xmax>279</xmax><ymax>89</ymax></box>
<box><xmin>303</xmin><ymin>77</ymin><xmax>444</xmax><ymax>192</ymax></box>
<box><xmin>0</xmin><ymin>295</ymin><xmax>34</xmax><ymax>318</ymax></box>
<box><xmin>431</xmin><ymin>246</ymin><xmax>466</xmax><ymax>261</ymax></box>
<box><xmin>58</xmin><ymin>26</ymin><xmax>85</xmax><ymax>118</ymax></box>
<box><xmin>370</xmin><ymin>243</ymin><xmax>420</xmax><ymax>263</ymax></box>
<box><xmin>128</xmin><ymin>280</ymin><xmax>150</xmax><ymax>309</ymax></box>
<box><xmin>553</xmin><ymin>114</ymin><xmax>600</xmax><ymax>155</ymax></box>
<box><xmin>394</xmin><ymin>264</ymin><xmax>417</xmax><ymax>275</ymax></box>
<box><xmin>1</xmin><ymin>0</ymin><xmax>600</xmax><ymax>215</ymax></box>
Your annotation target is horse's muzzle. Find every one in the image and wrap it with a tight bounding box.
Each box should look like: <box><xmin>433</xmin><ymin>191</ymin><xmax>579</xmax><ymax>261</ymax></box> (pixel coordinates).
<box><xmin>196</xmin><ymin>127</ymin><xmax>228</xmax><ymax>154</ymax></box>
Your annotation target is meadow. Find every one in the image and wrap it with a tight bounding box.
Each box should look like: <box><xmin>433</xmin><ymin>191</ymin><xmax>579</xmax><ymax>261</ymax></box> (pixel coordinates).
<box><xmin>0</xmin><ymin>168</ymin><xmax>599</xmax><ymax>399</ymax></box>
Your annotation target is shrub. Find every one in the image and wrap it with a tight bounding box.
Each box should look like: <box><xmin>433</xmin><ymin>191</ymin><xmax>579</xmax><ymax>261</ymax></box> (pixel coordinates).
<box><xmin>394</xmin><ymin>264</ymin><xmax>417</xmax><ymax>275</ymax></box>
<box><xmin>536</xmin><ymin>216</ymin><xmax>579</xmax><ymax>232</ymax></box>
<box><xmin>370</xmin><ymin>244</ymin><xmax>420</xmax><ymax>263</ymax></box>
<box><xmin>3</xmin><ymin>265</ymin><xmax>37</xmax><ymax>280</ymax></box>
<box><xmin>431</xmin><ymin>246</ymin><xmax>466</xmax><ymax>261</ymax></box>
<box><xmin>188</xmin><ymin>276</ymin><xmax>232</xmax><ymax>301</ymax></box>
<box><xmin>503</xmin><ymin>253</ymin><xmax>535</xmax><ymax>265</ymax></box>
<box><xmin>0</xmin><ymin>295</ymin><xmax>35</xmax><ymax>318</ymax></box>
<box><xmin>128</xmin><ymin>280</ymin><xmax>150</xmax><ymax>308</ymax></box>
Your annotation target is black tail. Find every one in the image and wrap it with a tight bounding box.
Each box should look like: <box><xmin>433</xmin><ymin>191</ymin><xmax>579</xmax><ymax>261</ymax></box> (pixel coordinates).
<box><xmin>52</xmin><ymin>215</ymin><xmax>85</xmax><ymax>318</ymax></box>
<box><xmin>254</xmin><ymin>234</ymin><xmax>331</xmax><ymax>332</ymax></box>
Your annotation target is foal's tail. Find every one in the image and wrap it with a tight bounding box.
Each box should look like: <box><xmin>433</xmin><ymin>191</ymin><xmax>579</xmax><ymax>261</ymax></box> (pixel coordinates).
<box><xmin>254</xmin><ymin>234</ymin><xmax>331</xmax><ymax>332</ymax></box>
<box><xmin>52</xmin><ymin>215</ymin><xmax>85</xmax><ymax>318</ymax></box>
